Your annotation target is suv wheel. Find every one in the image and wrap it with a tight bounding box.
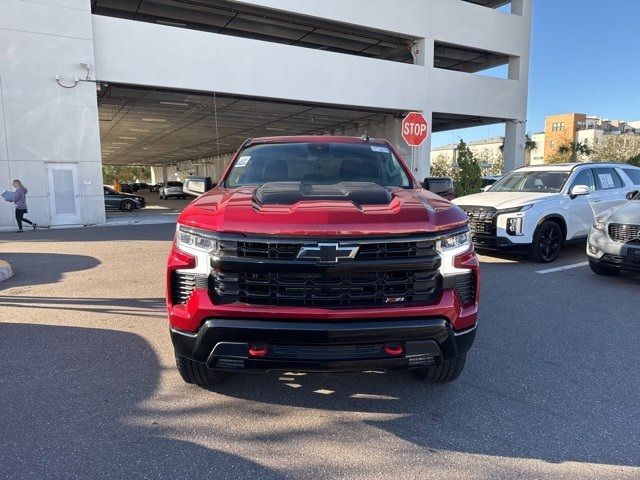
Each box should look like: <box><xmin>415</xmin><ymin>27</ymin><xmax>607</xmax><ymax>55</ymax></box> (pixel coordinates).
<box><xmin>175</xmin><ymin>356</ymin><xmax>228</xmax><ymax>388</ymax></box>
<box><xmin>589</xmin><ymin>260</ymin><xmax>620</xmax><ymax>276</ymax></box>
<box><xmin>120</xmin><ymin>199</ymin><xmax>135</xmax><ymax>212</ymax></box>
<box><xmin>412</xmin><ymin>353</ymin><xmax>466</xmax><ymax>383</ymax></box>
<box><xmin>529</xmin><ymin>220</ymin><xmax>563</xmax><ymax>263</ymax></box>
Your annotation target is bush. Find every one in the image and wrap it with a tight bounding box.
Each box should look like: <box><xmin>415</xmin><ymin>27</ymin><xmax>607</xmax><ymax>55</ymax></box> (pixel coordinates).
<box><xmin>453</xmin><ymin>141</ymin><xmax>482</xmax><ymax>197</ymax></box>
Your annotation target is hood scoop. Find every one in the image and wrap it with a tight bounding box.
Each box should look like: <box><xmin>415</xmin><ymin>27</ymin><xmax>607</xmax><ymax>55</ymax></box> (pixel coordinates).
<box><xmin>253</xmin><ymin>182</ymin><xmax>393</xmax><ymax>206</ymax></box>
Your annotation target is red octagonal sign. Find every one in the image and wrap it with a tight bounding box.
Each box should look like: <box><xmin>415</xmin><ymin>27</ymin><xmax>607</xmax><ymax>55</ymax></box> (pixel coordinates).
<box><xmin>402</xmin><ymin>112</ymin><xmax>430</xmax><ymax>147</ymax></box>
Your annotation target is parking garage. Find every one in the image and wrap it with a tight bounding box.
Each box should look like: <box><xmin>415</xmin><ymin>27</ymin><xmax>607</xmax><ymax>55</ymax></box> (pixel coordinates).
<box><xmin>0</xmin><ymin>0</ymin><xmax>531</xmax><ymax>228</ymax></box>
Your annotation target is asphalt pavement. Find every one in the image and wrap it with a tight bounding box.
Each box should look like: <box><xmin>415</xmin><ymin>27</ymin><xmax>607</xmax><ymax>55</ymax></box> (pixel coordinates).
<box><xmin>0</xmin><ymin>225</ymin><xmax>639</xmax><ymax>479</ymax></box>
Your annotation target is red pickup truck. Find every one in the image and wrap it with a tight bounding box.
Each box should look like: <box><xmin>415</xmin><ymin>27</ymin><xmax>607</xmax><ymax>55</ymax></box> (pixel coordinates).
<box><xmin>167</xmin><ymin>136</ymin><xmax>479</xmax><ymax>388</ymax></box>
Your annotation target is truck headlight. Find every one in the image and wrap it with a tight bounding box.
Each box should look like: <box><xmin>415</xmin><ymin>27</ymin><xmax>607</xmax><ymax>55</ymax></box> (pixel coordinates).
<box><xmin>176</xmin><ymin>225</ymin><xmax>218</xmax><ymax>253</ymax></box>
<box><xmin>437</xmin><ymin>231</ymin><xmax>471</xmax><ymax>252</ymax></box>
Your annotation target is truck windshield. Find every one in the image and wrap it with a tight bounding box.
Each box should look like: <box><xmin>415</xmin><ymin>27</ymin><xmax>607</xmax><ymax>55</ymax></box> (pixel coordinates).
<box><xmin>489</xmin><ymin>170</ymin><xmax>570</xmax><ymax>193</ymax></box>
<box><xmin>225</xmin><ymin>142</ymin><xmax>411</xmax><ymax>188</ymax></box>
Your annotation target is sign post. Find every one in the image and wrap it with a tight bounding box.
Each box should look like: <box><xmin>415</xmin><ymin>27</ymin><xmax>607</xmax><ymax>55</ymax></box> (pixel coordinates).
<box><xmin>401</xmin><ymin>112</ymin><xmax>430</xmax><ymax>175</ymax></box>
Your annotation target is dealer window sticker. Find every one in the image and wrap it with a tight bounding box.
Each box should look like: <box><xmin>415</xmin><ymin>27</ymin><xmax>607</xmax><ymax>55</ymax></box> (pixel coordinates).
<box><xmin>236</xmin><ymin>156</ymin><xmax>251</xmax><ymax>167</ymax></box>
<box><xmin>371</xmin><ymin>146</ymin><xmax>390</xmax><ymax>153</ymax></box>
<box><xmin>598</xmin><ymin>173</ymin><xmax>614</xmax><ymax>189</ymax></box>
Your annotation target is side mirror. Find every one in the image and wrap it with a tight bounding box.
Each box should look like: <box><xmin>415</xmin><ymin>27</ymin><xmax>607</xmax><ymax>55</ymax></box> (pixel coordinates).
<box><xmin>183</xmin><ymin>176</ymin><xmax>215</xmax><ymax>197</ymax></box>
<box><xmin>421</xmin><ymin>178</ymin><xmax>430</xmax><ymax>190</ymax></box>
<box><xmin>570</xmin><ymin>185</ymin><xmax>591</xmax><ymax>198</ymax></box>
<box><xmin>627</xmin><ymin>190</ymin><xmax>639</xmax><ymax>201</ymax></box>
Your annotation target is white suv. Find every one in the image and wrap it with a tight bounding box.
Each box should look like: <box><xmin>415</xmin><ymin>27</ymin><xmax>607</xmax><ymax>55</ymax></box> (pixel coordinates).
<box><xmin>453</xmin><ymin>163</ymin><xmax>640</xmax><ymax>262</ymax></box>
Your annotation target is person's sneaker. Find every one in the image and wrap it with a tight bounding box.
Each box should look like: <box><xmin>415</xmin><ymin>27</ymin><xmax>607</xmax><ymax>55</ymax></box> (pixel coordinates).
<box><xmin>32</xmin><ymin>223</ymin><xmax>37</xmax><ymax>230</ymax></box>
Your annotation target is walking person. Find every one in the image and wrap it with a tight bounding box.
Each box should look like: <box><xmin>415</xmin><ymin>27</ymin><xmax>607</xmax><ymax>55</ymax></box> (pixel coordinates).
<box><xmin>4</xmin><ymin>180</ymin><xmax>37</xmax><ymax>233</ymax></box>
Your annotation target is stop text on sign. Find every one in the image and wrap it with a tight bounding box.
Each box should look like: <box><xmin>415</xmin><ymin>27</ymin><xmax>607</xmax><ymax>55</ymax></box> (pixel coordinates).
<box><xmin>401</xmin><ymin>112</ymin><xmax>430</xmax><ymax>147</ymax></box>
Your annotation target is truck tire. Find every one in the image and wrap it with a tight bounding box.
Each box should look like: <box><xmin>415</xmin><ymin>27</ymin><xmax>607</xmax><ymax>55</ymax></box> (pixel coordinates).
<box><xmin>175</xmin><ymin>356</ymin><xmax>227</xmax><ymax>388</ymax></box>
<box><xmin>411</xmin><ymin>353</ymin><xmax>466</xmax><ymax>383</ymax></box>
<box><xmin>529</xmin><ymin>220</ymin><xmax>563</xmax><ymax>263</ymax></box>
<box><xmin>589</xmin><ymin>260</ymin><xmax>619</xmax><ymax>276</ymax></box>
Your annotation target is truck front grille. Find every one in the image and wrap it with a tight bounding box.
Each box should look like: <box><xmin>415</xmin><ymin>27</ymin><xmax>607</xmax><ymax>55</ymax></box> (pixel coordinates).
<box><xmin>609</xmin><ymin>223</ymin><xmax>640</xmax><ymax>243</ymax></box>
<box><xmin>228</xmin><ymin>239</ymin><xmax>436</xmax><ymax>261</ymax></box>
<box><xmin>211</xmin><ymin>269</ymin><xmax>441</xmax><ymax>308</ymax></box>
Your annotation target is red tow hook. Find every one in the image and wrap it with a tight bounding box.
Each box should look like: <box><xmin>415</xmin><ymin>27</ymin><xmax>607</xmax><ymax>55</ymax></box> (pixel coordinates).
<box><xmin>248</xmin><ymin>344</ymin><xmax>269</xmax><ymax>358</ymax></box>
<box><xmin>383</xmin><ymin>342</ymin><xmax>404</xmax><ymax>356</ymax></box>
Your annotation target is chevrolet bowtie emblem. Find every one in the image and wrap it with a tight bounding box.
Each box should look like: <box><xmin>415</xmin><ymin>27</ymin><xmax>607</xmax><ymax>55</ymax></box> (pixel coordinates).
<box><xmin>296</xmin><ymin>243</ymin><xmax>359</xmax><ymax>263</ymax></box>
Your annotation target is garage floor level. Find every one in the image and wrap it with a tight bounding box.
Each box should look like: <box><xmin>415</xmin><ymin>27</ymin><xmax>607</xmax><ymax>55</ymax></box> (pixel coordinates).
<box><xmin>0</xmin><ymin>225</ymin><xmax>638</xmax><ymax>480</ymax></box>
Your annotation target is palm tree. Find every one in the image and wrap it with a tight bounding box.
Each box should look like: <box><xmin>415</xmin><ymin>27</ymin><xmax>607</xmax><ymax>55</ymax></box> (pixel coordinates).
<box><xmin>558</xmin><ymin>141</ymin><xmax>594</xmax><ymax>163</ymax></box>
<box><xmin>499</xmin><ymin>135</ymin><xmax>537</xmax><ymax>164</ymax></box>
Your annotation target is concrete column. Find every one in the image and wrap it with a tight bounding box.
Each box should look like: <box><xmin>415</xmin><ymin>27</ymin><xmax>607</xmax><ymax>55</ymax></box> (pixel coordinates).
<box><xmin>162</xmin><ymin>164</ymin><xmax>168</xmax><ymax>183</ymax></box>
<box><xmin>503</xmin><ymin>120</ymin><xmax>526</xmax><ymax>173</ymax></box>
<box><xmin>0</xmin><ymin>0</ymin><xmax>104</xmax><ymax>228</ymax></box>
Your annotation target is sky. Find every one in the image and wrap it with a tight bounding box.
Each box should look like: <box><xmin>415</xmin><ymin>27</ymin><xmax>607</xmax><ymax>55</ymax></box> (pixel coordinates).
<box><xmin>431</xmin><ymin>0</ymin><xmax>640</xmax><ymax>148</ymax></box>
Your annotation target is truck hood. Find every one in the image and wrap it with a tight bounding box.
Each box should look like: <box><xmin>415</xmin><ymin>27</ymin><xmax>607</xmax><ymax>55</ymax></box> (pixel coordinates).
<box><xmin>453</xmin><ymin>191</ymin><xmax>558</xmax><ymax>210</ymax></box>
<box><xmin>178</xmin><ymin>184</ymin><xmax>468</xmax><ymax>237</ymax></box>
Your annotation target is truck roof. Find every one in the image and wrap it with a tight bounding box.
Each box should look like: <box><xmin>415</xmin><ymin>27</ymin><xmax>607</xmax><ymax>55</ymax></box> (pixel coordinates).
<box><xmin>246</xmin><ymin>135</ymin><xmax>389</xmax><ymax>146</ymax></box>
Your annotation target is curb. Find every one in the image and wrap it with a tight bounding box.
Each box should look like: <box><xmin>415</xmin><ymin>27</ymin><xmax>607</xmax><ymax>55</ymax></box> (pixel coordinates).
<box><xmin>0</xmin><ymin>259</ymin><xmax>14</xmax><ymax>283</ymax></box>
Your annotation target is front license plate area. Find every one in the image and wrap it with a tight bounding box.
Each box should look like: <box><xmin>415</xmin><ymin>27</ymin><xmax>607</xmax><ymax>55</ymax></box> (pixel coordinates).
<box><xmin>627</xmin><ymin>247</ymin><xmax>640</xmax><ymax>265</ymax></box>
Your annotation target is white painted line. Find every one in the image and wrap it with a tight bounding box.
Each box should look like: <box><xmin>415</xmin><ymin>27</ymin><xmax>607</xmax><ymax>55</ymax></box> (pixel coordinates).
<box><xmin>536</xmin><ymin>262</ymin><xmax>589</xmax><ymax>275</ymax></box>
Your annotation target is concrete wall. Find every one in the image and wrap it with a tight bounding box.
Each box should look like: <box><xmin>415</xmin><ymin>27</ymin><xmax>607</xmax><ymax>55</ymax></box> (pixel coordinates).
<box><xmin>0</xmin><ymin>0</ymin><xmax>105</xmax><ymax>229</ymax></box>
<box><xmin>92</xmin><ymin>0</ymin><xmax>532</xmax><ymax>180</ymax></box>
<box><xmin>1</xmin><ymin>0</ymin><xmax>531</xmax><ymax>227</ymax></box>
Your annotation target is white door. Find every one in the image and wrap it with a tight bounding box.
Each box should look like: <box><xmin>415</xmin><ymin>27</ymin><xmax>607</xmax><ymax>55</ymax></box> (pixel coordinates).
<box><xmin>46</xmin><ymin>163</ymin><xmax>81</xmax><ymax>225</ymax></box>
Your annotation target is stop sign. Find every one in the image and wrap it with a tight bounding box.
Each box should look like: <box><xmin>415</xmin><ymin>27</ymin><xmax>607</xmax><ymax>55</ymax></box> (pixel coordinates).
<box><xmin>402</xmin><ymin>112</ymin><xmax>430</xmax><ymax>147</ymax></box>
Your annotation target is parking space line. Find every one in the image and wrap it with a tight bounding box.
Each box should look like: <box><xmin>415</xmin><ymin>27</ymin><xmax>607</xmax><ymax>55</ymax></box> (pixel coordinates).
<box><xmin>536</xmin><ymin>262</ymin><xmax>589</xmax><ymax>275</ymax></box>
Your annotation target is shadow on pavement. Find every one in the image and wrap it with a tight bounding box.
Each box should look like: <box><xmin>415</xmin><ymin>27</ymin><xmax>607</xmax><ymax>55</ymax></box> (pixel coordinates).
<box><xmin>0</xmin><ymin>223</ymin><xmax>176</xmax><ymax>244</ymax></box>
<box><xmin>0</xmin><ymin>323</ymin><xmax>288</xmax><ymax>480</ymax></box>
<box><xmin>0</xmin><ymin>253</ymin><xmax>101</xmax><ymax>291</ymax></box>
<box><xmin>209</xmin><ymin>359</ymin><xmax>639</xmax><ymax>468</ymax></box>
<box><xmin>0</xmin><ymin>295</ymin><xmax>165</xmax><ymax>318</ymax></box>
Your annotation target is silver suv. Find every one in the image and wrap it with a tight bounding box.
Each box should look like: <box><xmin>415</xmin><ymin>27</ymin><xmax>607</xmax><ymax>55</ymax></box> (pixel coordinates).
<box><xmin>587</xmin><ymin>190</ymin><xmax>640</xmax><ymax>275</ymax></box>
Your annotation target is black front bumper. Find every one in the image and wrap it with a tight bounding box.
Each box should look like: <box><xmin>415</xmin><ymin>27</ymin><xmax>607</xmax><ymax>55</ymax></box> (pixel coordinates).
<box><xmin>171</xmin><ymin>318</ymin><xmax>476</xmax><ymax>373</ymax></box>
<box><xmin>593</xmin><ymin>252</ymin><xmax>640</xmax><ymax>272</ymax></box>
<box><xmin>472</xmin><ymin>233</ymin><xmax>531</xmax><ymax>253</ymax></box>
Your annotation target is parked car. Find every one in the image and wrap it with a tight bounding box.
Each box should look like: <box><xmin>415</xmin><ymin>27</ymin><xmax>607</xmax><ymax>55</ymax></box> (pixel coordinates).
<box><xmin>422</xmin><ymin>177</ymin><xmax>455</xmax><ymax>200</ymax></box>
<box><xmin>482</xmin><ymin>175</ymin><xmax>502</xmax><ymax>189</ymax></box>
<box><xmin>587</xmin><ymin>189</ymin><xmax>640</xmax><ymax>275</ymax></box>
<box><xmin>103</xmin><ymin>186</ymin><xmax>146</xmax><ymax>211</ymax></box>
<box><xmin>453</xmin><ymin>163</ymin><xmax>640</xmax><ymax>263</ymax></box>
<box><xmin>159</xmin><ymin>181</ymin><xmax>186</xmax><ymax>199</ymax></box>
<box><xmin>131</xmin><ymin>182</ymin><xmax>150</xmax><ymax>192</ymax></box>
<box><xmin>150</xmin><ymin>182</ymin><xmax>163</xmax><ymax>192</ymax></box>
<box><xmin>168</xmin><ymin>136</ymin><xmax>480</xmax><ymax>388</ymax></box>
<box><xmin>120</xmin><ymin>183</ymin><xmax>134</xmax><ymax>194</ymax></box>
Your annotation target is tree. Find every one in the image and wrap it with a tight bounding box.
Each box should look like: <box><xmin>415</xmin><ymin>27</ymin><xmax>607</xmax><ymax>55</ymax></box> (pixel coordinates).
<box><xmin>627</xmin><ymin>153</ymin><xmax>640</xmax><ymax>167</ymax></box>
<box><xmin>557</xmin><ymin>140</ymin><xmax>593</xmax><ymax>163</ymax></box>
<box><xmin>430</xmin><ymin>154</ymin><xmax>453</xmax><ymax>177</ymax></box>
<box><xmin>453</xmin><ymin>140</ymin><xmax>482</xmax><ymax>197</ymax></box>
<box><xmin>102</xmin><ymin>165</ymin><xmax>151</xmax><ymax>185</ymax></box>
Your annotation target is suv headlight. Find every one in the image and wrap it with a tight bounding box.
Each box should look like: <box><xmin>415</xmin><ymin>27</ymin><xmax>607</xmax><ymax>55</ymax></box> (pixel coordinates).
<box><xmin>499</xmin><ymin>204</ymin><xmax>533</xmax><ymax>214</ymax></box>
<box><xmin>437</xmin><ymin>231</ymin><xmax>471</xmax><ymax>252</ymax></box>
<box><xmin>593</xmin><ymin>217</ymin><xmax>606</xmax><ymax>232</ymax></box>
<box><xmin>176</xmin><ymin>225</ymin><xmax>219</xmax><ymax>253</ymax></box>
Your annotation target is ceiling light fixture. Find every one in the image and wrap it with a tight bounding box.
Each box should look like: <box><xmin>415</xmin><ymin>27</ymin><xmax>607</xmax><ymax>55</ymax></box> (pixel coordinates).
<box><xmin>142</xmin><ymin>118</ymin><xmax>166</xmax><ymax>122</ymax></box>
<box><xmin>129</xmin><ymin>128</ymin><xmax>151</xmax><ymax>132</ymax></box>
<box><xmin>157</xmin><ymin>20</ymin><xmax>187</xmax><ymax>28</ymax></box>
<box><xmin>160</xmin><ymin>101</ymin><xmax>190</xmax><ymax>107</ymax></box>
<box><xmin>119</xmin><ymin>137</ymin><xmax>137</xmax><ymax>140</ymax></box>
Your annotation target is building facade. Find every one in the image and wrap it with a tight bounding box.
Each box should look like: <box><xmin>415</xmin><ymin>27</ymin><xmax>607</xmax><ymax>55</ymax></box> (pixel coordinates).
<box><xmin>0</xmin><ymin>0</ymin><xmax>532</xmax><ymax>229</ymax></box>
